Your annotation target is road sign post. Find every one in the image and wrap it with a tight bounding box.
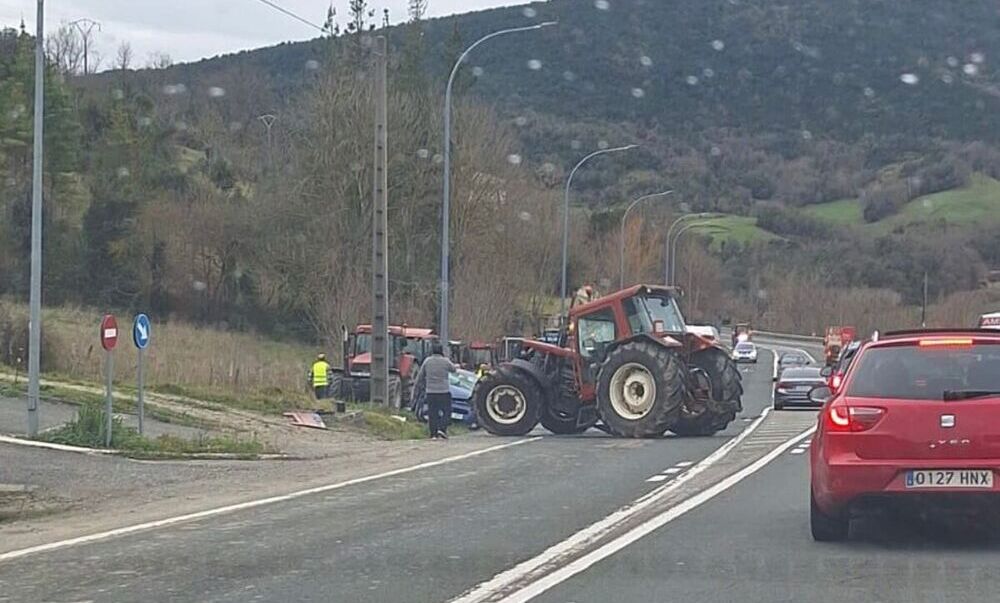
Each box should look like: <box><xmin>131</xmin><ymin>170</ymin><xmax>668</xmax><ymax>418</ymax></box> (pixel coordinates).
<box><xmin>100</xmin><ymin>314</ymin><xmax>118</xmax><ymax>447</ymax></box>
<box><xmin>133</xmin><ymin>314</ymin><xmax>151</xmax><ymax>435</ymax></box>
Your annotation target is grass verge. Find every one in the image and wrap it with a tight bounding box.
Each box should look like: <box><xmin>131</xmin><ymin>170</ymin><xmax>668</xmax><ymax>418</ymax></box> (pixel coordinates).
<box><xmin>39</xmin><ymin>403</ymin><xmax>269</xmax><ymax>458</ymax></box>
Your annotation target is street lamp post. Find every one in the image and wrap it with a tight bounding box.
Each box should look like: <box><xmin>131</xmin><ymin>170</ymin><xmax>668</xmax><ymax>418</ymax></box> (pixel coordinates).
<box><xmin>560</xmin><ymin>144</ymin><xmax>638</xmax><ymax>319</ymax></box>
<box><xmin>663</xmin><ymin>212</ymin><xmax>718</xmax><ymax>285</ymax></box>
<box><xmin>440</xmin><ymin>21</ymin><xmax>557</xmax><ymax>347</ymax></box>
<box><xmin>671</xmin><ymin>221</ymin><xmax>715</xmax><ymax>289</ymax></box>
<box><xmin>619</xmin><ymin>190</ymin><xmax>673</xmax><ymax>288</ymax></box>
<box><xmin>26</xmin><ymin>0</ymin><xmax>44</xmax><ymax>437</ymax></box>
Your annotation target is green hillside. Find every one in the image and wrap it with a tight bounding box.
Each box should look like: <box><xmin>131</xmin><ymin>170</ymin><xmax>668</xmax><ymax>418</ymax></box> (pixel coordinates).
<box><xmin>688</xmin><ymin>216</ymin><xmax>782</xmax><ymax>249</ymax></box>
<box><xmin>802</xmin><ymin>198</ymin><xmax>864</xmax><ymax>226</ymax></box>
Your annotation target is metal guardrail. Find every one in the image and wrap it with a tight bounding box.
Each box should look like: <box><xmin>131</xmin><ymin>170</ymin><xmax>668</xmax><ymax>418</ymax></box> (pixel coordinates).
<box><xmin>719</xmin><ymin>327</ymin><xmax>824</xmax><ymax>344</ymax></box>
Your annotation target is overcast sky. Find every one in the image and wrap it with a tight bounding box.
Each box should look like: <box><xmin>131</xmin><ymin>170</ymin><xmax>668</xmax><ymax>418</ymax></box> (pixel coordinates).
<box><xmin>0</xmin><ymin>0</ymin><xmax>523</xmax><ymax>67</ymax></box>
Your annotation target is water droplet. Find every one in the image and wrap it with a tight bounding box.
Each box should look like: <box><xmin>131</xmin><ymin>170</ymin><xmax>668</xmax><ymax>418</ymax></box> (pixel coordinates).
<box><xmin>594</xmin><ymin>0</ymin><xmax>611</xmax><ymax>10</ymax></box>
<box><xmin>174</xmin><ymin>121</ymin><xmax>188</xmax><ymax>131</ymax></box>
<box><xmin>527</xmin><ymin>59</ymin><xmax>543</xmax><ymax>71</ymax></box>
<box><xmin>631</xmin><ymin>87</ymin><xmax>646</xmax><ymax>98</ymax></box>
<box><xmin>116</xmin><ymin>166</ymin><xmax>130</xmax><ymax>178</ymax></box>
<box><xmin>305</xmin><ymin>59</ymin><xmax>320</xmax><ymax>71</ymax></box>
<box><xmin>192</xmin><ymin>280</ymin><xmax>207</xmax><ymax>292</ymax></box>
<box><xmin>522</xmin><ymin>7</ymin><xmax>537</xmax><ymax>18</ymax></box>
<box><xmin>112</xmin><ymin>89</ymin><xmax>124</xmax><ymax>100</ymax></box>
<box><xmin>208</xmin><ymin>86</ymin><xmax>226</xmax><ymax>98</ymax></box>
<box><xmin>514</xmin><ymin>116</ymin><xmax>528</xmax><ymax>127</ymax></box>
<box><xmin>685</xmin><ymin>75</ymin><xmax>699</xmax><ymax>86</ymax></box>
<box><xmin>138</xmin><ymin>116</ymin><xmax>152</xmax><ymax>127</ymax></box>
<box><xmin>922</xmin><ymin>198</ymin><xmax>933</xmax><ymax>209</ymax></box>
<box><xmin>970</xmin><ymin>52</ymin><xmax>985</xmax><ymax>64</ymax></box>
<box><xmin>711</xmin><ymin>40</ymin><xmax>725</xmax><ymax>51</ymax></box>
<box><xmin>709</xmin><ymin>146</ymin><xmax>722</xmax><ymax>157</ymax></box>
<box><xmin>507</xmin><ymin>154</ymin><xmax>523</xmax><ymax>166</ymax></box>
<box><xmin>702</xmin><ymin>68</ymin><xmax>715</xmax><ymax>78</ymax></box>
<box><xmin>946</xmin><ymin>56</ymin><xmax>959</xmax><ymax>68</ymax></box>
<box><xmin>900</xmin><ymin>73</ymin><xmax>919</xmax><ymax>85</ymax></box>
<box><xmin>941</xmin><ymin>73</ymin><xmax>954</xmax><ymax>84</ymax></box>
<box><xmin>562</xmin><ymin>70</ymin><xmax>577</xmax><ymax>82</ymax></box>
<box><xmin>597</xmin><ymin>140</ymin><xmax>609</xmax><ymax>150</ymax></box>
<box><xmin>472</xmin><ymin>66</ymin><xmax>485</xmax><ymax>77</ymax></box>
<box><xmin>519</xmin><ymin>211</ymin><xmax>532</xmax><ymax>222</ymax></box>
<box><xmin>963</xmin><ymin>63</ymin><xmax>979</xmax><ymax>76</ymax></box>
<box><xmin>801</xmin><ymin>130</ymin><xmax>813</xmax><ymax>140</ymax></box>
<box><xmin>570</xmin><ymin>140</ymin><xmax>582</xmax><ymax>150</ymax></box>
<box><xmin>541</xmin><ymin>162</ymin><xmax>556</xmax><ymax>174</ymax></box>
<box><xmin>639</xmin><ymin>55</ymin><xmax>653</xmax><ymax>67</ymax></box>
<box><xmin>416</xmin><ymin>148</ymin><xmax>430</xmax><ymax>159</ymax></box>
<box><xmin>433</xmin><ymin>154</ymin><xmax>444</xmax><ymax>164</ymax></box>
<box><xmin>863</xmin><ymin>87</ymin><xmax>875</xmax><ymax>97</ymax></box>
<box><xmin>229</xmin><ymin>121</ymin><xmax>243</xmax><ymax>132</ymax></box>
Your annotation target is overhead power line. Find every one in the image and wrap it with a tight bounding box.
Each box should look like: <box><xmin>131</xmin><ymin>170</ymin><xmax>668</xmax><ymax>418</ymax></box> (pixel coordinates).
<box><xmin>249</xmin><ymin>0</ymin><xmax>327</xmax><ymax>33</ymax></box>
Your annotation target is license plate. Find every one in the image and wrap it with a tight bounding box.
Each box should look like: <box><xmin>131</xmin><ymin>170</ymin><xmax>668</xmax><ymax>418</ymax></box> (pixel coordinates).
<box><xmin>905</xmin><ymin>470</ymin><xmax>994</xmax><ymax>489</ymax></box>
<box><xmin>451</xmin><ymin>412</ymin><xmax>465</xmax><ymax>420</ymax></box>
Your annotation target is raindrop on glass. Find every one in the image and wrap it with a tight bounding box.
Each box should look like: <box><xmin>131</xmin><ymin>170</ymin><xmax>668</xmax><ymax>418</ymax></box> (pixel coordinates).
<box><xmin>963</xmin><ymin>63</ymin><xmax>979</xmax><ymax>76</ymax></box>
<box><xmin>112</xmin><ymin>89</ymin><xmax>124</xmax><ymax>100</ymax></box>
<box><xmin>594</xmin><ymin>0</ymin><xmax>610</xmax><ymax>10</ymax></box>
<box><xmin>174</xmin><ymin>121</ymin><xmax>188</xmax><ymax>131</ymax></box>
<box><xmin>801</xmin><ymin>130</ymin><xmax>813</xmax><ymax>141</ymax></box>
<box><xmin>507</xmin><ymin>154</ymin><xmax>523</xmax><ymax>166</ymax></box>
<box><xmin>519</xmin><ymin>211</ymin><xmax>532</xmax><ymax>222</ymax></box>
<box><xmin>685</xmin><ymin>75</ymin><xmax>699</xmax><ymax>86</ymax></box>
<box><xmin>970</xmin><ymin>52</ymin><xmax>985</xmax><ymax>64</ymax></box>
<box><xmin>527</xmin><ymin>59</ymin><xmax>543</xmax><ymax>71</ymax></box>
<box><xmin>711</xmin><ymin>40</ymin><xmax>725</xmax><ymax>51</ymax></box>
<box><xmin>208</xmin><ymin>86</ymin><xmax>226</xmax><ymax>98</ymax></box>
<box><xmin>138</xmin><ymin>116</ymin><xmax>152</xmax><ymax>128</ymax></box>
<box><xmin>946</xmin><ymin>56</ymin><xmax>959</xmax><ymax>68</ymax></box>
<box><xmin>229</xmin><ymin>121</ymin><xmax>243</xmax><ymax>132</ymax></box>
<box><xmin>563</xmin><ymin>70</ymin><xmax>577</xmax><ymax>82</ymax></box>
<box><xmin>192</xmin><ymin>280</ymin><xmax>207</xmax><ymax>292</ymax></box>
<box><xmin>416</xmin><ymin>148</ymin><xmax>430</xmax><ymax>159</ymax></box>
<box><xmin>702</xmin><ymin>68</ymin><xmax>715</xmax><ymax>78</ymax></box>
<box><xmin>305</xmin><ymin>59</ymin><xmax>320</xmax><ymax>71</ymax></box>
<box><xmin>631</xmin><ymin>87</ymin><xmax>646</xmax><ymax>98</ymax></box>
<box><xmin>639</xmin><ymin>55</ymin><xmax>653</xmax><ymax>67</ymax></box>
<box><xmin>116</xmin><ymin>166</ymin><xmax>130</xmax><ymax>178</ymax></box>
<box><xmin>863</xmin><ymin>87</ymin><xmax>875</xmax><ymax>97</ymax></box>
<box><xmin>433</xmin><ymin>154</ymin><xmax>444</xmax><ymax>164</ymax></box>
<box><xmin>522</xmin><ymin>7</ymin><xmax>537</xmax><ymax>18</ymax></box>
<box><xmin>597</xmin><ymin>140</ymin><xmax>610</xmax><ymax>150</ymax></box>
<box><xmin>472</xmin><ymin>66</ymin><xmax>485</xmax><ymax>77</ymax></box>
<box><xmin>899</xmin><ymin>73</ymin><xmax>919</xmax><ymax>85</ymax></box>
<box><xmin>514</xmin><ymin>116</ymin><xmax>529</xmax><ymax>127</ymax></box>
<box><xmin>941</xmin><ymin>73</ymin><xmax>954</xmax><ymax>84</ymax></box>
<box><xmin>922</xmin><ymin>198</ymin><xmax>933</xmax><ymax>209</ymax></box>
<box><xmin>542</xmin><ymin>162</ymin><xmax>556</xmax><ymax>174</ymax></box>
<box><xmin>709</xmin><ymin>146</ymin><xmax>722</xmax><ymax>157</ymax></box>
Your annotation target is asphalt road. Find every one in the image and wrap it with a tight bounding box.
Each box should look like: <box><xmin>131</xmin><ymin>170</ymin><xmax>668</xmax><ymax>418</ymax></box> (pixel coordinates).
<box><xmin>0</xmin><ymin>353</ymin><xmax>777</xmax><ymax>603</ymax></box>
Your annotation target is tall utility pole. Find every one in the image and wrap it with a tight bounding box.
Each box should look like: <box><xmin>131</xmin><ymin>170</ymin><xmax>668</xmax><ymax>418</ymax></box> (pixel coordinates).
<box><xmin>27</xmin><ymin>0</ymin><xmax>44</xmax><ymax>437</ymax></box>
<box><xmin>370</xmin><ymin>36</ymin><xmax>389</xmax><ymax>406</ymax></box>
<box><xmin>69</xmin><ymin>18</ymin><xmax>100</xmax><ymax>75</ymax></box>
<box><xmin>439</xmin><ymin>21</ymin><xmax>556</xmax><ymax>347</ymax></box>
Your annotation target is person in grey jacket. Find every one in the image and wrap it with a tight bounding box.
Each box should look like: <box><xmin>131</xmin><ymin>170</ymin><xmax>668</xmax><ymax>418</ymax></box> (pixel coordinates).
<box><xmin>414</xmin><ymin>341</ymin><xmax>457</xmax><ymax>439</ymax></box>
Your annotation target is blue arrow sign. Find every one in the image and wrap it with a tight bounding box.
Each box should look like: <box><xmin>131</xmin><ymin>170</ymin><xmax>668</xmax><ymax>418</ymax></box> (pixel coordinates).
<box><xmin>133</xmin><ymin>314</ymin><xmax>151</xmax><ymax>350</ymax></box>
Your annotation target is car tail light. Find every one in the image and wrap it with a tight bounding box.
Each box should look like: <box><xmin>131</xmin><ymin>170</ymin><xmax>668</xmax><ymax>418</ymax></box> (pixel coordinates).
<box><xmin>825</xmin><ymin>402</ymin><xmax>885</xmax><ymax>433</ymax></box>
<box><xmin>830</xmin><ymin>372</ymin><xmax>843</xmax><ymax>392</ymax></box>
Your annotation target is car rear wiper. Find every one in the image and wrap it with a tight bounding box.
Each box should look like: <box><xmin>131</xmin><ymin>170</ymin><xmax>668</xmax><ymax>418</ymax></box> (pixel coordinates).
<box><xmin>942</xmin><ymin>390</ymin><xmax>1000</xmax><ymax>401</ymax></box>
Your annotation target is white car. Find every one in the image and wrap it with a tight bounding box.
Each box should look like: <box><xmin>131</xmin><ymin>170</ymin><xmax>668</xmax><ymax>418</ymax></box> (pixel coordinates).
<box><xmin>732</xmin><ymin>341</ymin><xmax>758</xmax><ymax>363</ymax></box>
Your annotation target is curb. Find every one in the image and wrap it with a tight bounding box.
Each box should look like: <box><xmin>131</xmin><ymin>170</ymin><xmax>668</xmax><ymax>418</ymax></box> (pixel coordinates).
<box><xmin>0</xmin><ymin>434</ymin><xmax>116</xmax><ymax>455</ymax></box>
<box><xmin>0</xmin><ymin>434</ymin><xmax>295</xmax><ymax>461</ymax></box>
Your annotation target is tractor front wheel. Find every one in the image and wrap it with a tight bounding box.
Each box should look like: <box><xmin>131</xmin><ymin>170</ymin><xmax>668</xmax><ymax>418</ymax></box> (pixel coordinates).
<box><xmin>672</xmin><ymin>348</ymin><xmax>742</xmax><ymax>437</ymax></box>
<box><xmin>597</xmin><ymin>340</ymin><xmax>688</xmax><ymax>438</ymax></box>
<box><xmin>473</xmin><ymin>367</ymin><xmax>542</xmax><ymax>436</ymax></box>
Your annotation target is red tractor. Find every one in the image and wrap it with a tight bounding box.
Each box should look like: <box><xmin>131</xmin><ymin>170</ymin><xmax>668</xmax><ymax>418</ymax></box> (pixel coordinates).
<box><xmin>331</xmin><ymin>324</ymin><xmax>436</xmax><ymax>408</ymax></box>
<box><xmin>472</xmin><ymin>285</ymin><xmax>743</xmax><ymax>438</ymax></box>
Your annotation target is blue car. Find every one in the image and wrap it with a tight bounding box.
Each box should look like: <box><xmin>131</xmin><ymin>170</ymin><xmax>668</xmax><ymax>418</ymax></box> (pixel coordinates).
<box><xmin>410</xmin><ymin>368</ymin><xmax>479</xmax><ymax>428</ymax></box>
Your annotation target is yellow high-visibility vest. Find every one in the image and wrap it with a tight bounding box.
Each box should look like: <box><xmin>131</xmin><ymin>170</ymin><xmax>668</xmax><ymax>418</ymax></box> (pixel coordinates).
<box><xmin>312</xmin><ymin>360</ymin><xmax>330</xmax><ymax>387</ymax></box>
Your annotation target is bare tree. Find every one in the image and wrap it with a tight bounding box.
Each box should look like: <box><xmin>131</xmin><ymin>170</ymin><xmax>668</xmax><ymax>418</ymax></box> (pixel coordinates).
<box><xmin>408</xmin><ymin>0</ymin><xmax>428</xmax><ymax>21</ymax></box>
<box><xmin>145</xmin><ymin>51</ymin><xmax>172</xmax><ymax>70</ymax></box>
<box><xmin>46</xmin><ymin>24</ymin><xmax>84</xmax><ymax>75</ymax></box>
<box><xmin>115</xmin><ymin>41</ymin><xmax>133</xmax><ymax>72</ymax></box>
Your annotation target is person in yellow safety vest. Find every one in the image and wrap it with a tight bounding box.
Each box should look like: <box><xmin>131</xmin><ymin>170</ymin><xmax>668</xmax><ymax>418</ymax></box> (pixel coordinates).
<box><xmin>311</xmin><ymin>353</ymin><xmax>331</xmax><ymax>399</ymax></box>
<box><xmin>475</xmin><ymin>363</ymin><xmax>489</xmax><ymax>380</ymax></box>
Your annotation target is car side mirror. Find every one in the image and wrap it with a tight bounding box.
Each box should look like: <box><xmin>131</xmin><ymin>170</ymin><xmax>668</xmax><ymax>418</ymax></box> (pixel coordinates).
<box><xmin>820</xmin><ymin>366</ymin><xmax>833</xmax><ymax>378</ymax></box>
<box><xmin>809</xmin><ymin>385</ymin><xmax>834</xmax><ymax>405</ymax></box>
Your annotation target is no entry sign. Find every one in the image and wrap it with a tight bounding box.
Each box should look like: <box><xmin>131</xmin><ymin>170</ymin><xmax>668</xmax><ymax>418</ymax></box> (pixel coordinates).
<box><xmin>100</xmin><ymin>314</ymin><xmax>119</xmax><ymax>351</ymax></box>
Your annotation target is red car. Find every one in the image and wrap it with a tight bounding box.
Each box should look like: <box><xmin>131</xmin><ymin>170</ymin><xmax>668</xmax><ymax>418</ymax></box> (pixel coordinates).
<box><xmin>809</xmin><ymin>329</ymin><xmax>1000</xmax><ymax>541</ymax></box>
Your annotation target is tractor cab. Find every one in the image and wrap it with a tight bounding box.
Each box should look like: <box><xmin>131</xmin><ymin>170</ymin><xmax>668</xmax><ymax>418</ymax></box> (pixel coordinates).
<box><xmin>336</xmin><ymin>324</ymin><xmax>436</xmax><ymax>406</ymax></box>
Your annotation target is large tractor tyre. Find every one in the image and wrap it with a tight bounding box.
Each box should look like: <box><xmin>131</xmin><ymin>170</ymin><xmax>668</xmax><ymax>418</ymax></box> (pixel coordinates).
<box><xmin>541</xmin><ymin>364</ymin><xmax>596</xmax><ymax>435</ymax></box>
<box><xmin>596</xmin><ymin>341</ymin><xmax>688</xmax><ymax>438</ymax></box>
<box><xmin>672</xmin><ymin>348</ymin><xmax>743</xmax><ymax>436</ymax></box>
<box><xmin>329</xmin><ymin>371</ymin><xmax>345</xmax><ymax>400</ymax></box>
<box><xmin>473</xmin><ymin>367</ymin><xmax>542</xmax><ymax>436</ymax></box>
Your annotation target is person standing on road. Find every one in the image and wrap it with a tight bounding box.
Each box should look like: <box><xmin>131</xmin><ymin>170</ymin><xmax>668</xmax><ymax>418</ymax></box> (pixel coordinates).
<box><xmin>414</xmin><ymin>341</ymin><xmax>456</xmax><ymax>439</ymax></box>
<box><xmin>311</xmin><ymin>353</ymin><xmax>331</xmax><ymax>400</ymax></box>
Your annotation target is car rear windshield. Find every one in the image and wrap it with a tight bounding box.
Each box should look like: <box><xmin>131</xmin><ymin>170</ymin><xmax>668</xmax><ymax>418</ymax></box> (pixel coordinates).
<box><xmin>780</xmin><ymin>368</ymin><xmax>822</xmax><ymax>380</ymax></box>
<box><xmin>735</xmin><ymin>343</ymin><xmax>754</xmax><ymax>352</ymax></box>
<box><xmin>847</xmin><ymin>341</ymin><xmax>1000</xmax><ymax>400</ymax></box>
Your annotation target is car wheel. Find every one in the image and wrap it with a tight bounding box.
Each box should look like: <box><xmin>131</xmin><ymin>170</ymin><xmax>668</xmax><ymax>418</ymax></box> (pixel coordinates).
<box><xmin>810</xmin><ymin>490</ymin><xmax>848</xmax><ymax>541</ymax></box>
<box><xmin>773</xmin><ymin>399</ymin><xmax>784</xmax><ymax>411</ymax></box>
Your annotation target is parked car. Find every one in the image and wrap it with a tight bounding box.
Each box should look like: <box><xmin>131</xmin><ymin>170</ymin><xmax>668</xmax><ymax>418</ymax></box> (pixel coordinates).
<box><xmin>410</xmin><ymin>368</ymin><xmax>480</xmax><ymax>428</ymax></box>
<box><xmin>809</xmin><ymin>329</ymin><xmax>1000</xmax><ymax>541</ymax></box>
<box><xmin>732</xmin><ymin>341</ymin><xmax>758</xmax><ymax>363</ymax></box>
<box><xmin>773</xmin><ymin>367</ymin><xmax>826</xmax><ymax>410</ymax></box>
<box><xmin>777</xmin><ymin>351</ymin><xmax>811</xmax><ymax>378</ymax></box>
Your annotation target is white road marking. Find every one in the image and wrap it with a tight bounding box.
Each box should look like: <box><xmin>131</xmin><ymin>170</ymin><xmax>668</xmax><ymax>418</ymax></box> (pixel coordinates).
<box><xmin>450</xmin><ymin>407</ymin><xmax>773</xmax><ymax>603</ymax></box>
<box><xmin>675</xmin><ymin>461</ymin><xmax>693</xmax><ymax>467</ymax></box>
<box><xmin>645</xmin><ymin>475</ymin><xmax>670</xmax><ymax>483</ymax></box>
<box><xmin>0</xmin><ymin>437</ymin><xmax>542</xmax><ymax>563</ymax></box>
<box><xmin>663</xmin><ymin>467</ymin><xmax>683</xmax><ymax>475</ymax></box>
<box><xmin>790</xmin><ymin>448</ymin><xmax>806</xmax><ymax>455</ymax></box>
<box><xmin>489</xmin><ymin>426</ymin><xmax>816</xmax><ymax>603</ymax></box>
